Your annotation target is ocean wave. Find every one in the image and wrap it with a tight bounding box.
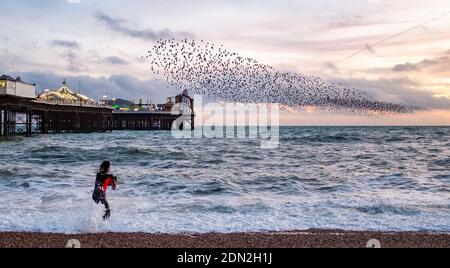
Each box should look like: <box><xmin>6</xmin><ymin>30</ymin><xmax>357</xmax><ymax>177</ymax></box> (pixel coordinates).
<box><xmin>384</xmin><ymin>136</ymin><xmax>408</xmax><ymax>142</ymax></box>
<box><xmin>191</xmin><ymin>182</ymin><xmax>230</xmax><ymax>195</ymax></box>
<box><xmin>175</xmin><ymin>203</ymin><xmax>238</xmax><ymax>214</ymax></box>
<box><xmin>431</xmin><ymin>158</ymin><xmax>450</xmax><ymax>166</ymax></box>
<box><xmin>107</xmin><ymin>146</ymin><xmax>156</xmax><ymax>157</ymax></box>
<box><xmin>281</xmin><ymin>134</ymin><xmax>362</xmax><ymax>143</ymax></box>
<box><xmin>1</xmin><ymin>127</ymin><xmax>450</xmax><ymax>233</ymax></box>
<box><xmin>0</xmin><ymin>168</ymin><xmax>16</xmax><ymax>177</ymax></box>
<box><xmin>354</xmin><ymin>204</ymin><xmax>422</xmax><ymax>216</ymax></box>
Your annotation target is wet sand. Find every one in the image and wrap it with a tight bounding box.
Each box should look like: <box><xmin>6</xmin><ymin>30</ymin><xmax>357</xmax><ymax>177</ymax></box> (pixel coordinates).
<box><xmin>1</xmin><ymin>230</ymin><xmax>449</xmax><ymax>248</ymax></box>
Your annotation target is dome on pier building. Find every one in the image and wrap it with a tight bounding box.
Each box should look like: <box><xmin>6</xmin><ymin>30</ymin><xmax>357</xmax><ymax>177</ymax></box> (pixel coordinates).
<box><xmin>38</xmin><ymin>79</ymin><xmax>95</xmax><ymax>102</ymax></box>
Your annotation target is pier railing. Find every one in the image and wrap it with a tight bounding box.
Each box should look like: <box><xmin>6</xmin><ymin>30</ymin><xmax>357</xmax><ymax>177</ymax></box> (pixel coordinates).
<box><xmin>112</xmin><ymin>110</ymin><xmax>185</xmax><ymax>115</ymax></box>
<box><xmin>34</xmin><ymin>99</ymin><xmax>113</xmax><ymax>109</ymax></box>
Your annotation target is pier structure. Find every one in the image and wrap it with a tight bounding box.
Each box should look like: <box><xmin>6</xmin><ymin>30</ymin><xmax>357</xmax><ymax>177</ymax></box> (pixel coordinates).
<box><xmin>0</xmin><ymin>95</ymin><xmax>113</xmax><ymax>137</ymax></box>
<box><xmin>112</xmin><ymin>110</ymin><xmax>194</xmax><ymax>131</ymax></box>
<box><xmin>1</xmin><ymin>75</ymin><xmax>195</xmax><ymax>137</ymax></box>
<box><xmin>111</xmin><ymin>89</ymin><xmax>195</xmax><ymax>131</ymax></box>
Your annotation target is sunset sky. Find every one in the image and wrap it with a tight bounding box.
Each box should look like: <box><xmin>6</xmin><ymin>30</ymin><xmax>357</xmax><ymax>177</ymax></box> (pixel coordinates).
<box><xmin>1</xmin><ymin>0</ymin><xmax>450</xmax><ymax>125</ymax></box>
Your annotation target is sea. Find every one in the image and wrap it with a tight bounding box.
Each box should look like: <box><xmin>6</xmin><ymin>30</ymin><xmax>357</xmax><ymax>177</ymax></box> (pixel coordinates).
<box><xmin>0</xmin><ymin>126</ymin><xmax>449</xmax><ymax>234</ymax></box>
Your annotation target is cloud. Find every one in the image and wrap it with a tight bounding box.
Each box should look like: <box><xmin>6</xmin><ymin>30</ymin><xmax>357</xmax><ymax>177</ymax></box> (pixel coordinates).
<box><xmin>392</xmin><ymin>50</ymin><xmax>450</xmax><ymax>73</ymax></box>
<box><xmin>392</xmin><ymin>62</ymin><xmax>420</xmax><ymax>72</ymax></box>
<box><xmin>103</xmin><ymin>56</ymin><xmax>129</xmax><ymax>65</ymax></box>
<box><xmin>49</xmin><ymin>40</ymin><xmax>81</xmax><ymax>49</ymax></box>
<box><xmin>335</xmin><ymin>77</ymin><xmax>450</xmax><ymax>110</ymax></box>
<box><xmin>48</xmin><ymin>40</ymin><xmax>86</xmax><ymax>72</ymax></box>
<box><xmin>22</xmin><ymin>42</ymin><xmax>39</xmax><ymax>51</ymax></box>
<box><xmin>66</xmin><ymin>0</ymin><xmax>81</xmax><ymax>4</ymax></box>
<box><xmin>5</xmin><ymin>69</ymin><xmax>450</xmax><ymax>114</ymax></box>
<box><xmin>60</xmin><ymin>50</ymin><xmax>85</xmax><ymax>72</ymax></box>
<box><xmin>0</xmin><ymin>60</ymin><xmax>5</xmax><ymax>74</ymax></box>
<box><xmin>365</xmin><ymin>44</ymin><xmax>379</xmax><ymax>56</ymax></box>
<box><xmin>339</xmin><ymin>11</ymin><xmax>450</xmax><ymax>62</ymax></box>
<box><xmin>324</xmin><ymin>62</ymin><xmax>338</xmax><ymax>71</ymax></box>
<box><xmin>94</xmin><ymin>12</ymin><xmax>194</xmax><ymax>41</ymax></box>
<box><xmin>8</xmin><ymin>70</ymin><xmax>178</xmax><ymax>103</ymax></box>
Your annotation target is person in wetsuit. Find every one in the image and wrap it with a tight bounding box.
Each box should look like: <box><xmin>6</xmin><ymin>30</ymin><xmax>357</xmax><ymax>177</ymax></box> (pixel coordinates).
<box><xmin>92</xmin><ymin>161</ymin><xmax>117</xmax><ymax>220</ymax></box>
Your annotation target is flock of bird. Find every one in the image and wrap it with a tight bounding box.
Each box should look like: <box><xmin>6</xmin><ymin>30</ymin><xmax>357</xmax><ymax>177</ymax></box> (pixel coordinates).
<box><xmin>144</xmin><ymin>39</ymin><xmax>416</xmax><ymax>114</ymax></box>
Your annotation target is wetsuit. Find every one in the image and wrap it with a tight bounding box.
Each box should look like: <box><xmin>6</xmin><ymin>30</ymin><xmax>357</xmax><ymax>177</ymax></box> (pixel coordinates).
<box><xmin>92</xmin><ymin>173</ymin><xmax>117</xmax><ymax>220</ymax></box>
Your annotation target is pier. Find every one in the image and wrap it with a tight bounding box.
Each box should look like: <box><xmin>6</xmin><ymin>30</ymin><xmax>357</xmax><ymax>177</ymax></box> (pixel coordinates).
<box><xmin>112</xmin><ymin>110</ymin><xmax>194</xmax><ymax>131</ymax></box>
<box><xmin>0</xmin><ymin>95</ymin><xmax>113</xmax><ymax>137</ymax></box>
<box><xmin>0</xmin><ymin>76</ymin><xmax>194</xmax><ymax>137</ymax></box>
<box><xmin>110</xmin><ymin>89</ymin><xmax>195</xmax><ymax>131</ymax></box>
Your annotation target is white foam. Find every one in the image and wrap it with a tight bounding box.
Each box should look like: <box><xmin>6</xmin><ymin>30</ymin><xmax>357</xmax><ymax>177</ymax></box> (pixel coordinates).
<box><xmin>1</xmin><ymin>129</ymin><xmax>450</xmax><ymax>234</ymax></box>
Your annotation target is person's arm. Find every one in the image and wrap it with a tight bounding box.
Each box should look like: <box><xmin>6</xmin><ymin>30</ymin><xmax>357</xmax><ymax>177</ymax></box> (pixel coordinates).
<box><xmin>110</xmin><ymin>177</ymin><xmax>117</xmax><ymax>190</ymax></box>
<box><xmin>102</xmin><ymin>177</ymin><xmax>110</xmax><ymax>192</ymax></box>
<box><xmin>102</xmin><ymin>175</ymin><xmax>117</xmax><ymax>191</ymax></box>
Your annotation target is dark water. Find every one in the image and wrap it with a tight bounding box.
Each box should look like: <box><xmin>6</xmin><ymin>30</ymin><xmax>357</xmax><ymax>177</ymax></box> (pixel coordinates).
<box><xmin>0</xmin><ymin>127</ymin><xmax>449</xmax><ymax>233</ymax></box>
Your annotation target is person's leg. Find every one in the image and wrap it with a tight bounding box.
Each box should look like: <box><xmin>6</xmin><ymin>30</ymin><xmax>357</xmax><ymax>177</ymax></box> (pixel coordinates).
<box><xmin>101</xmin><ymin>198</ymin><xmax>111</xmax><ymax>220</ymax></box>
<box><xmin>92</xmin><ymin>189</ymin><xmax>101</xmax><ymax>204</ymax></box>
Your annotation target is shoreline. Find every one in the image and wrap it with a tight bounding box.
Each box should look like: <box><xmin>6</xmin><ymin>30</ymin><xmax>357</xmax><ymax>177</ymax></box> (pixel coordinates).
<box><xmin>1</xmin><ymin>230</ymin><xmax>449</xmax><ymax>248</ymax></box>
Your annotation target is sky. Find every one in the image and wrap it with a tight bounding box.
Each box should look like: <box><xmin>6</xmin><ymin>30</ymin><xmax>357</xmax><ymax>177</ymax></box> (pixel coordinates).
<box><xmin>1</xmin><ymin>0</ymin><xmax>450</xmax><ymax>125</ymax></box>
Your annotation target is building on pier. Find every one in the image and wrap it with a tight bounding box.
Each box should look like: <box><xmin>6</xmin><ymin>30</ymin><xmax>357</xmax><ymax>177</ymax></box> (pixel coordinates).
<box><xmin>38</xmin><ymin>79</ymin><xmax>96</xmax><ymax>104</ymax></box>
<box><xmin>175</xmin><ymin>89</ymin><xmax>194</xmax><ymax>114</ymax></box>
<box><xmin>0</xmin><ymin>75</ymin><xmax>36</xmax><ymax>98</ymax></box>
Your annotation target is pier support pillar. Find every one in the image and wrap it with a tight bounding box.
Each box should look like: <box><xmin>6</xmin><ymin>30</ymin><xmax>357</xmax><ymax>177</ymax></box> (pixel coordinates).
<box><xmin>57</xmin><ymin>112</ymin><xmax>61</xmax><ymax>133</ymax></box>
<box><xmin>10</xmin><ymin>111</ymin><xmax>16</xmax><ymax>135</ymax></box>
<box><xmin>75</xmin><ymin>111</ymin><xmax>80</xmax><ymax>132</ymax></box>
<box><xmin>42</xmin><ymin>110</ymin><xmax>49</xmax><ymax>134</ymax></box>
<box><xmin>0</xmin><ymin>106</ymin><xmax>3</xmax><ymax>136</ymax></box>
<box><xmin>26</xmin><ymin>107</ymin><xmax>32</xmax><ymax>137</ymax></box>
<box><xmin>2</xmin><ymin>107</ymin><xmax>5</xmax><ymax>137</ymax></box>
<box><xmin>3</xmin><ymin>106</ymin><xmax>9</xmax><ymax>137</ymax></box>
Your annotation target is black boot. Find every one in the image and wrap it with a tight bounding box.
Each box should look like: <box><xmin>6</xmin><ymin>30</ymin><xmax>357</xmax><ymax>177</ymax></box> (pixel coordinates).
<box><xmin>103</xmin><ymin>209</ymin><xmax>111</xmax><ymax>221</ymax></box>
